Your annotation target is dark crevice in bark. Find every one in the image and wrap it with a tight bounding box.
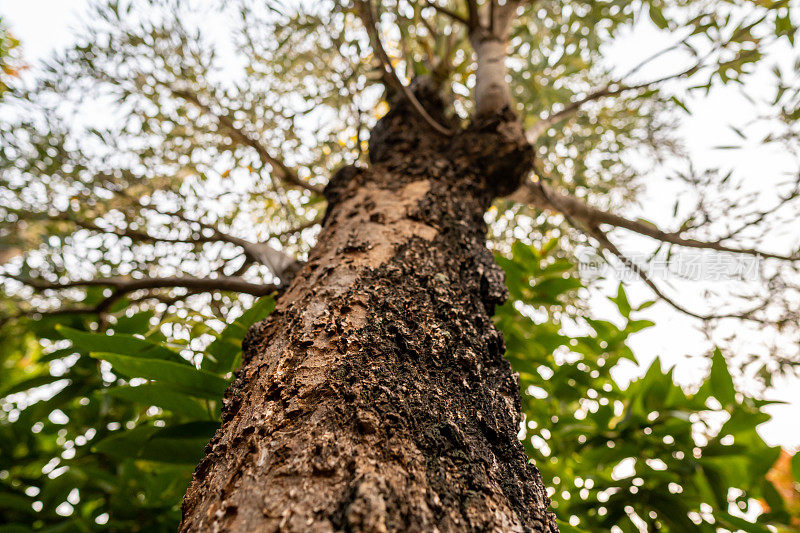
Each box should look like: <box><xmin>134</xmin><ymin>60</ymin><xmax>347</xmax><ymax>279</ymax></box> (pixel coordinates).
<box><xmin>180</xmin><ymin>84</ymin><xmax>556</xmax><ymax>532</ymax></box>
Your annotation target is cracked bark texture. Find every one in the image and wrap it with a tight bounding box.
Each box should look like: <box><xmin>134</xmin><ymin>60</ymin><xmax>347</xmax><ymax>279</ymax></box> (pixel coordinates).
<box><xmin>179</xmin><ymin>90</ymin><xmax>558</xmax><ymax>533</ymax></box>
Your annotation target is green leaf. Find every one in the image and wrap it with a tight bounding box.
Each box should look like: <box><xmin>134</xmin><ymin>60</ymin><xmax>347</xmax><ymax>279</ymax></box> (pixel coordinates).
<box><xmin>717</xmin><ymin>511</ymin><xmax>771</xmax><ymax>533</ymax></box>
<box><xmin>203</xmin><ymin>296</ymin><xmax>275</xmax><ymax>373</ymax></box>
<box><xmin>0</xmin><ymin>374</ymin><xmax>65</xmax><ymax>399</ymax></box>
<box><xmin>649</xmin><ymin>5</ymin><xmax>669</xmax><ymax>29</ymax></box>
<box><xmin>792</xmin><ymin>452</ymin><xmax>800</xmax><ymax>482</ymax></box>
<box><xmin>609</xmin><ymin>284</ymin><xmax>632</xmax><ymax>318</ymax></box>
<box><xmin>669</xmin><ymin>95</ymin><xmax>690</xmax><ymax>113</ymax></box>
<box><xmin>626</xmin><ymin>319</ymin><xmax>655</xmax><ymax>333</ymax></box>
<box><xmin>90</xmin><ymin>352</ymin><xmax>230</xmax><ymax>399</ymax></box>
<box><xmin>57</xmin><ymin>325</ymin><xmax>185</xmax><ymax>363</ymax></box>
<box><xmin>151</xmin><ymin>421</ymin><xmax>219</xmax><ymax>440</ymax></box>
<box><xmin>534</xmin><ymin>277</ymin><xmax>583</xmax><ymax>301</ymax></box>
<box><xmin>708</xmin><ymin>347</ymin><xmax>736</xmax><ymax>406</ymax></box>
<box><xmin>92</xmin><ymin>425</ymin><xmax>159</xmax><ymax>459</ymax></box>
<box><xmin>555</xmin><ymin>520</ymin><xmax>588</xmax><ymax>533</ymax></box>
<box><xmin>137</xmin><ymin>437</ymin><xmax>211</xmax><ymax>464</ymax></box>
<box><xmin>0</xmin><ymin>525</ymin><xmax>34</xmax><ymax>533</ymax></box>
<box><xmin>236</xmin><ymin>295</ymin><xmax>276</xmax><ymax>327</ymax></box>
<box><xmin>635</xmin><ymin>299</ymin><xmax>656</xmax><ymax>311</ymax></box>
<box><xmin>0</xmin><ymin>493</ymin><xmax>35</xmax><ymax>515</ymax></box>
<box><xmin>92</xmin><ymin>423</ymin><xmax>215</xmax><ymax>464</ymax></box>
<box><xmin>761</xmin><ymin>477</ymin><xmax>786</xmax><ymax>513</ymax></box>
<box><xmin>701</xmin><ymin>463</ymin><xmax>728</xmax><ymax>508</ymax></box>
<box><xmin>106</xmin><ymin>384</ymin><xmax>211</xmax><ymax>419</ymax></box>
<box><xmin>113</xmin><ymin>310</ymin><xmax>155</xmax><ymax>334</ymax></box>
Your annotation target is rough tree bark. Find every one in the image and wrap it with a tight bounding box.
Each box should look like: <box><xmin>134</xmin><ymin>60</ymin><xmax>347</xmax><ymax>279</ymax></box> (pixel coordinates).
<box><xmin>179</xmin><ymin>87</ymin><xmax>558</xmax><ymax>532</ymax></box>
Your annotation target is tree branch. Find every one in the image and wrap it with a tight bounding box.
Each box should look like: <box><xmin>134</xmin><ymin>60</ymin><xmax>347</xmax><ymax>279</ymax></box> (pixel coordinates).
<box><xmin>621</xmin><ymin>38</ymin><xmax>693</xmax><ymax>82</ymax></box>
<box><xmin>140</xmin><ymin>205</ymin><xmax>302</xmax><ymax>280</ymax></box>
<box><xmin>587</xmin><ymin>224</ymin><xmax>769</xmax><ymax>323</ymax></box>
<box><xmin>424</xmin><ymin>0</ymin><xmax>468</xmax><ymax>25</ymax></box>
<box><xmin>48</xmin><ymin>211</ymin><xmax>218</xmax><ymax>246</ymax></box>
<box><xmin>525</xmin><ymin>68</ymin><xmax>696</xmax><ymax>141</ymax></box>
<box><xmin>170</xmin><ymin>87</ymin><xmax>324</xmax><ymax>195</ymax></box>
<box><xmin>271</xmin><ymin>217</ymin><xmax>321</xmax><ymax>239</ymax></box>
<box><xmin>2</xmin><ymin>276</ymin><xmax>280</xmax><ymax>324</ymax></box>
<box><xmin>514</xmin><ymin>181</ymin><xmax>799</xmax><ymax>262</ymax></box>
<box><xmin>505</xmin><ymin>180</ymin><xmax>729</xmax><ymax>321</ymax></box>
<box><xmin>21</xmin><ymin>205</ymin><xmax>304</xmax><ymax>281</ymax></box>
<box><xmin>527</xmin><ymin>29</ymin><xmax>770</xmax><ymax>141</ymax></box>
<box><xmin>355</xmin><ymin>0</ymin><xmax>454</xmax><ymax>136</ymax></box>
<box><xmin>490</xmin><ymin>0</ymin><xmax>523</xmax><ymax>39</ymax></box>
<box><xmin>7</xmin><ymin>274</ymin><xmax>280</xmax><ymax>296</ymax></box>
<box><xmin>714</xmin><ymin>182</ymin><xmax>800</xmax><ymax>243</ymax></box>
<box><xmin>465</xmin><ymin>0</ymin><xmax>480</xmax><ymax>30</ymax></box>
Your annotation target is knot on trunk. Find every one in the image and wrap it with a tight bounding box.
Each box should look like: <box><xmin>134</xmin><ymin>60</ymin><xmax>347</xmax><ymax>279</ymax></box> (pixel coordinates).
<box><xmin>455</xmin><ymin>107</ymin><xmax>534</xmax><ymax>197</ymax></box>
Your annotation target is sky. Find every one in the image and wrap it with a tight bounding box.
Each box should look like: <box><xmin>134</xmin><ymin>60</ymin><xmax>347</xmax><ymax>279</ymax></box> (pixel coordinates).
<box><xmin>2</xmin><ymin>0</ymin><xmax>799</xmax><ymax>447</ymax></box>
<box><xmin>603</xmin><ymin>23</ymin><xmax>800</xmax><ymax>446</ymax></box>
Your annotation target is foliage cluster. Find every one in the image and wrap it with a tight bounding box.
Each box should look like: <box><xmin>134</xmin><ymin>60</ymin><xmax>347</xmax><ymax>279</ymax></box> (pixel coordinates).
<box><xmin>0</xmin><ymin>296</ymin><xmax>273</xmax><ymax>531</ymax></box>
<box><xmin>1</xmin><ymin>244</ymin><xmax>798</xmax><ymax>531</ymax></box>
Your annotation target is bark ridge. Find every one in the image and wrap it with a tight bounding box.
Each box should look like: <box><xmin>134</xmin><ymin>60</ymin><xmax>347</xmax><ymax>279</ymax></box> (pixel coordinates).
<box><xmin>180</xmin><ymin>94</ymin><xmax>557</xmax><ymax>533</ymax></box>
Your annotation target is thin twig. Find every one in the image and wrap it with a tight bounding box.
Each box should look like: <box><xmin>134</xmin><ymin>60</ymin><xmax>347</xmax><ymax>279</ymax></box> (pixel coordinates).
<box><xmin>170</xmin><ymin>87</ymin><xmax>324</xmax><ymax>194</ymax></box>
<box><xmin>356</xmin><ymin>0</ymin><xmax>454</xmax><ymax>136</ymax></box>
<box><xmin>7</xmin><ymin>274</ymin><xmax>279</xmax><ymax>295</ymax></box>
<box><xmin>527</xmin><ymin>32</ymin><xmax>768</xmax><ymax>141</ymax></box>
<box><xmin>587</xmin><ymin>224</ymin><xmax>768</xmax><ymax>323</ymax></box>
<box><xmin>619</xmin><ymin>31</ymin><xmax>694</xmax><ymax>81</ymax></box>
<box><xmin>516</xmin><ymin>182</ymin><xmax>800</xmax><ymax>261</ymax></box>
<box><xmin>424</xmin><ymin>0</ymin><xmax>468</xmax><ymax>25</ymax></box>
<box><xmin>465</xmin><ymin>0</ymin><xmax>480</xmax><ymax>30</ymax></box>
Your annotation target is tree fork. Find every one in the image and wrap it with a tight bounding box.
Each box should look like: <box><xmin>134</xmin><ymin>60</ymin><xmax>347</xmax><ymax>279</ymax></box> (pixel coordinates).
<box><xmin>179</xmin><ymin>91</ymin><xmax>557</xmax><ymax>532</ymax></box>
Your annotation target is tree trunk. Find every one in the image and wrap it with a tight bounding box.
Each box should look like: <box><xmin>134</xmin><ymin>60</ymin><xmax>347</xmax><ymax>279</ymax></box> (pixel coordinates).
<box><xmin>180</xmin><ymin>90</ymin><xmax>558</xmax><ymax>533</ymax></box>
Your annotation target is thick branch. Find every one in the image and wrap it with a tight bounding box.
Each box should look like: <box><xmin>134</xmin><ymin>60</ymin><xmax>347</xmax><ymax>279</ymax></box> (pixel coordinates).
<box><xmin>466</xmin><ymin>0</ymin><xmax>521</xmax><ymax>117</ymax></box>
<box><xmin>470</xmin><ymin>32</ymin><xmax>513</xmax><ymax>116</ymax></box>
<box><xmin>489</xmin><ymin>0</ymin><xmax>522</xmax><ymax>39</ymax></box>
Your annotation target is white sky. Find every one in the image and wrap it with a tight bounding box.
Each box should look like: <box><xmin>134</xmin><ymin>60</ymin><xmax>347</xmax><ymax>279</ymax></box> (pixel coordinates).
<box><xmin>2</xmin><ymin>0</ymin><xmax>799</xmax><ymax>447</ymax></box>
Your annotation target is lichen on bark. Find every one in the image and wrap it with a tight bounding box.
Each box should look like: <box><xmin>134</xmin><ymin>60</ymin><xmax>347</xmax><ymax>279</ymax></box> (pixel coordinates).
<box><xmin>179</xmin><ymin>88</ymin><xmax>557</xmax><ymax>532</ymax></box>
